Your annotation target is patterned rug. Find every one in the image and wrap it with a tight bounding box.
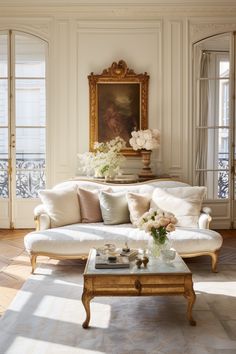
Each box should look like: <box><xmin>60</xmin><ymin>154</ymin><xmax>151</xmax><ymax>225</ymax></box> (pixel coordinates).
<box><xmin>0</xmin><ymin>259</ymin><xmax>235</xmax><ymax>354</ymax></box>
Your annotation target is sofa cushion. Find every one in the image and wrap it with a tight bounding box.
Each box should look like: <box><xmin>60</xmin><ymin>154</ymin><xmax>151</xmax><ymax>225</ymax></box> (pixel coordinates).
<box><xmin>24</xmin><ymin>223</ymin><xmax>222</xmax><ymax>256</ymax></box>
<box><xmin>151</xmin><ymin>186</ymin><xmax>206</xmax><ymax>228</ymax></box>
<box><xmin>78</xmin><ymin>187</ymin><xmax>103</xmax><ymax>223</ymax></box>
<box><xmin>126</xmin><ymin>192</ymin><xmax>151</xmax><ymax>225</ymax></box>
<box><xmin>38</xmin><ymin>186</ymin><xmax>80</xmax><ymax>227</ymax></box>
<box><xmin>99</xmin><ymin>191</ymin><xmax>130</xmax><ymax>225</ymax></box>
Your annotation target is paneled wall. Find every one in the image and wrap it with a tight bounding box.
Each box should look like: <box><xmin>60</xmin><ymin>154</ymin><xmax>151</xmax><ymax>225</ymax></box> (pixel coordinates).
<box><xmin>1</xmin><ymin>1</ymin><xmax>236</xmax><ymax>228</ymax></box>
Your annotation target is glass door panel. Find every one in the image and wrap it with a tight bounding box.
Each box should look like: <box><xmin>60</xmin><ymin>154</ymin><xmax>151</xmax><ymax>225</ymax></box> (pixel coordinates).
<box><xmin>193</xmin><ymin>33</ymin><xmax>235</xmax><ymax>228</ymax></box>
<box><xmin>0</xmin><ymin>34</ymin><xmax>9</xmax><ymax>201</ymax></box>
<box><xmin>0</xmin><ymin>34</ymin><xmax>8</xmax><ymax>77</ymax></box>
<box><xmin>195</xmin><ymin>35</ymin><xmax>231</xmax><ymax>201</ymax></box>
<box><xmin>14</xmin><ymin>32</ymin><xmax>46</xmax><ymax>203</ymax></box>
<box><xmin>0</xmin><ymin>30</ymin><xmax>47</xmax><ymax>228</ymax></box>
<box><xmin>15</xmin><ymin>34</ymin><xmax>46</xmax><ymax>78</ymax></box>
<box><xmin>15</xmin><ymin>79</ymin><xmax>45</xmax><ymax>126</ymax></box>
<box><xmin>0</xmin><ymin>80</ymin><xmax>8</xmax><ymax>125</ymax></box>
<box><xmin>0</xmin><ymin>128</ymin><xmax>8</xmax><ymax>198</ymax></box>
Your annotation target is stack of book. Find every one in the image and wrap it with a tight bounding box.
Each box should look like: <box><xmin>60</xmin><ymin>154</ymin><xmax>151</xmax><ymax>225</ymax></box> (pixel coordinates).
<box><xmin>95</xmin><ymin>255</ymin><xmax>130</xmax><ymax>269</ymax></box>
<box><xmin>120</xmin><ymin>249</ymin><xmax>139</xmax><ymax>260</ymax></box>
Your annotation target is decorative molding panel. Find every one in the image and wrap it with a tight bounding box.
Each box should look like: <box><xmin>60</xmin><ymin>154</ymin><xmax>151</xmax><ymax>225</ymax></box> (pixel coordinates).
<box><xmin>0</xmin><ymin>200</ymin><xmax>10</xmax><ymax>228</ymax></box>
<box><xmin>164</xmin><ymin>20</ymin><xmax>184</xmax><ymax>173</ymax></box>
<box><xmin>53</xmin><ymin>20</ymin><xmax>71</xmax><ymax>176</ymax></box>
<box><xmin>76</xmin><ymin>20</ymin><xmax>162</xmax><ymax>175</ymax></box>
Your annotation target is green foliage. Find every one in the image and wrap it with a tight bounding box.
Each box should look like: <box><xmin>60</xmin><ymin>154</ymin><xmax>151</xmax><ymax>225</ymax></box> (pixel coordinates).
<box><xmin>150</xmin><ymin>226</ymin><xmax>168</xmax><ymax>245</ymax></box>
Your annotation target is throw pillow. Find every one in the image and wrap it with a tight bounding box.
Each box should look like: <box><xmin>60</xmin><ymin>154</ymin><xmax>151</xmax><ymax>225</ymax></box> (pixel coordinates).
<box><xmin>99</xmin><ymin>191</ymin><xmax>130</xmax><ymax>225</ymax></box>
<box><xmin>151</xmin><ymin>186</ymin><xmax>206</xmax><ymax>228</ymax></box>
<box><xmin>38</xmin><ymin>186</ymin><xmax>81</xmax><ymax>228</ymax></box>
<box><xmin>126</xmin><ymin>192</ymin><xmax>151</xmax><ymax>225</ymax></box>
<box><xmin>78</xmin><ymin>188</ymin><xmax>103</xmax><ymax>223</ymax></box>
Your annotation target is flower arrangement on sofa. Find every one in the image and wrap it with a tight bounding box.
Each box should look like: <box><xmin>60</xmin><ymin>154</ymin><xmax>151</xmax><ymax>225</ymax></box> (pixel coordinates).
<box><xmin>137</xmin><ymin>209</ymin><xmax>178</xmax><ymax>245</ymax></box>
<box><xmin>78</xmin><ymin>136</ymin><xmax>126</xmax><ymax>178</ymax></box>
<box><xmin>129</xmin><ymin>129</ymin><xmax>161</xmax><ymax>151</ymax></box>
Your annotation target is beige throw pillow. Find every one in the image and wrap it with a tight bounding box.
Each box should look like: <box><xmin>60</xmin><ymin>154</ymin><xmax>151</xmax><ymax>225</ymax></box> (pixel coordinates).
<box><xmin>99</xmin><ymin>191</ymin><xmax>130</xmax><ymax>225</ymax></box>
<box><xmin>126</xmin><ymin>192</ymin><xmax>151</xmax><ymax>225</ymax></box>
<box><xmin>38</xmin><ymin>186</ymin><xmax>81</xmax><ymax>228</ymax></box>
<box><xmin>151</xmin><ymin>186</ymin><xmax>206</xmax><ymax>228</ymax></box>
<box><xmin>78</xmin><ymin>188</ymin><xmax>103</xmax><ymax>223</ymax></box>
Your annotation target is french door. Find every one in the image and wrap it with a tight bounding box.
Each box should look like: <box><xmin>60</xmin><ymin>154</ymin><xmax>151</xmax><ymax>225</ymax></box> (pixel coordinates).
<box><xmin>0</xmin><ymin>31</ymin><xmax>47</xmax><ymax>228</ymax></box>
<box><xmin>193</xmin><ymin>32</ymin><xmax>236</xmax><ymax>228</ymax></box>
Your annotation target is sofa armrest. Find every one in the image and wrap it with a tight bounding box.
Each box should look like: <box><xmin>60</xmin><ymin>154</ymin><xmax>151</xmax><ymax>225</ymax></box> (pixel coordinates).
<box><xmin>198</xmin><ymin>207</ymin><xmax>212</xmax><ymax>229</ymax></box>
<box><xmin>34</xmin><ymin>204</ymin><xmax>51</xmax><ymax>231</ymax></box>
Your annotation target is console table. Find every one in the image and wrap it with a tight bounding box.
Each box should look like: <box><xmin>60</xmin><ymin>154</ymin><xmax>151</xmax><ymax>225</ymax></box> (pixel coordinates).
<box><xmin>73</xmin><ymin>174</ymin><xmax>175</xmax><ymax>184</ymax></box>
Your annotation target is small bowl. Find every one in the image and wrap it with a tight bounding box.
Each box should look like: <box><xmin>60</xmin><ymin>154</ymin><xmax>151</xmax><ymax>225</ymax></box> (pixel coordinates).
<box><xmin>161</xmin><ymin>249</ymin><xmax>176</xmax><ymax>263</ymax></box>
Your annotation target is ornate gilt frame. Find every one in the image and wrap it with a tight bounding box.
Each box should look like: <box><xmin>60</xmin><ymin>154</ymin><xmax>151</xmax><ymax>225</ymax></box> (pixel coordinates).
<box><xmin>88</xmin><ymin>60</ymin><xmax>149</xmax><ymax>156</ymax></box>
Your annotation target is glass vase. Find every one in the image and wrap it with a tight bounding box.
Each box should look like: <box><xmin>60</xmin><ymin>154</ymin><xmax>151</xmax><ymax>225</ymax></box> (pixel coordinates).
<box><xmin>148</xmin><ymin>237</ymin><xmax>171</xmax><ymax>259</ymax></box>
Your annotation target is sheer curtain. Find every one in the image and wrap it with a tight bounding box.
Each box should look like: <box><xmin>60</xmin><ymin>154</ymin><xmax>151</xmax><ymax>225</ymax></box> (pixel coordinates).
<box><xmin>196</xmin><ymin>51</ymin><xmax>211</xmax><ymax>186</ymax></box>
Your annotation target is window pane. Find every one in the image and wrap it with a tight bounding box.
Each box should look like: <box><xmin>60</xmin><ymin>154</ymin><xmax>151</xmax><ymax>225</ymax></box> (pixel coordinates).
<box><xmin>199</xmin><ymin>52</ymin><xmax>229</xmax><ymax>79</ymax></box>
<box><xmin>0</xmin><ymin>35</ymin><xmax>8</xmax><ymax>77</ymax></box>
<box><xmin>195</xmin><ymin>128</ymin><xmax>229</xmax><ymax>170</ymax></box>
<box><xmin>16</xmin><ymin>127</ymin><xmax>45</xmax><ymax>156</ymax></box>
<box><xmin>0</xmin><ymin>79</ymin><xmax>8</xmax><ymax>126</ymax></box>
<box><xmin>195</xmin><ymin>171</ymin><xmax>229</xmax><ymax>199</ymax></box>
<box><xmin>16</xmin><ymin>170</ymin><xmax>45</xmax><ymax>198</ymax></box>
<box><xmin>0</xmin><ymin>128</ymin><xmax>8</xmax><ymax>159</ymax></box>
<box><xmin>198</xmin><ymin>79</ymin><xmax>229</xmax><ymax>127</ymax></box>
<box><xmin>220</xmin><ymin>61</ymin><xmax>229</xmax><ymax>78</ymax></box>
<box><xmin>16</xmin><ymin>154</ymin><xmax>45</xmax><ymax>170</ymax></box>
<box><xmin>0</xmin><ymin>170</ymin><xmax>8</xmax><ymax>198</ymax></box>
<box><xmin>15</xmin><ymin>79</ymin><xmax>45</xmax><ymax>126</ymax></box>
<box><xmin>15</xmin><ymin>34</ymin><xmax>46</xmax><ymax>78</ymax></box>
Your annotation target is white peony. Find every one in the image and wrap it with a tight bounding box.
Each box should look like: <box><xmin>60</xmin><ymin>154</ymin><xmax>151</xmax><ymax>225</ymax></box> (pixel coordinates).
<box><xmin>129</xmin><ymin>128</ymin><xmax>160</xmax><ymax>151</ymax></box>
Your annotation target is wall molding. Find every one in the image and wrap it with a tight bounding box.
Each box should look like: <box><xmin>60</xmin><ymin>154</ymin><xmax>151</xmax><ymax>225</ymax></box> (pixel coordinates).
<box><xmin>75</xmin><ymin>20</ymin><xmax>162</xmax><ymax>177</ymax></box>
<box><xmin>1</xmin><ymin>3</ymin><xmax>236</xmax><ymax>19</ymax></box>
<box><xmin>0</xmin><ymin>18</ymin><xmax>52</xmax><ymax>40</ymax></box>
<box><xmin>189</xmin><ymin>20</ymin><xmax>236</xmax><ymax>43</ymax></box>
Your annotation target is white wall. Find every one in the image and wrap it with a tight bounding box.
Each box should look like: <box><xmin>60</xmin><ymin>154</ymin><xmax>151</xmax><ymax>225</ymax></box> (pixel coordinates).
<box><xmin>1</xmin><ymin>1</ymin><xmax>236</xmax><ymax>228</ymax></box>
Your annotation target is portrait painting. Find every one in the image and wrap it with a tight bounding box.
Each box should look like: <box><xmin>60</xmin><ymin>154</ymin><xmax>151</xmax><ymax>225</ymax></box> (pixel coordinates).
<box><xmin>88</xmin><ymin>60</ymin><xmax>149</xmax><ymax>156</ymax></box>
<box><xmin>97</xmin><ymin>83</ymin><xmax>140</xmax><ymax>145</ymax></box>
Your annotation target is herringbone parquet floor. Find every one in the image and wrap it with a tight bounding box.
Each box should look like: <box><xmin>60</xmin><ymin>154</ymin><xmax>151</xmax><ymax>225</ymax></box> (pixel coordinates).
<box><xmin>0</xmin><ymin>229</ymin><xmax>235</xmax><ymax>318</ymax></box>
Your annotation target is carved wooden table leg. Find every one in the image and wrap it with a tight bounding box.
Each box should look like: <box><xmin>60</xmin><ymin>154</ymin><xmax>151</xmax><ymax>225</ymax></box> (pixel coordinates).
<box><xmin>82</xmin><ymin>289</ymin><xmax>93</xmax><ymax>329</ymax></box>
<box><xmin>184</xmin><ymin>276</ymin><xmax>196</xmax><ymax>326</ymax></box>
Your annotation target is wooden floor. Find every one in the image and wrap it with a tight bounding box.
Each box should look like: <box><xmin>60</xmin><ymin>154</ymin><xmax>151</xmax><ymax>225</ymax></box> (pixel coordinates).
<box><xmin>0</xmin><ymin>229</ymin><xmax>54</xmax><ymax>317</ymax></box>
<box><xmin>0</xmin><ymin>228</ymin><xmax>235</xmax><ymax>318</ymax></box>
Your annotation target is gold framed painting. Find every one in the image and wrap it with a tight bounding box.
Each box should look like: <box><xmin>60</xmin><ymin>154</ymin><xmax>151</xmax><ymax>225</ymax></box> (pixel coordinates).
<box><xmin>88</xmin><ymin>60</ymin><xmax>149</xmax><ymax>156</ymax></box>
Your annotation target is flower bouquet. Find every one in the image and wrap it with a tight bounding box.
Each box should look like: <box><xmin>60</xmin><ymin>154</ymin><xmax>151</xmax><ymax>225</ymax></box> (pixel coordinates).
<box><xmin>137</xmin><ymin>209</ymin><xmax>178</xmax><ymax>258</ymax></box>
<box><xmin>129</xmin><ymin>129</ymin><xmax>160</xmax><ymax>151</ymax></box>
<box><xmin>129</xmin><ymin>129</ymin><xmax>160</xmax><ymax>177</ymax></box>
<box><xmin>78</xmin><ymin>136</ymin><xmax>126</xmax><ymax>178</ymax></box>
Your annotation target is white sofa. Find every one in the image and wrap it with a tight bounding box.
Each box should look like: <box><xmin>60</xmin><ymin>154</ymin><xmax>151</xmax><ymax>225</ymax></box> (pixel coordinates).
<box><xmin>24</xmin><ymin>179</ymin><xmax>223</xmax><ymax>273</ymax></box>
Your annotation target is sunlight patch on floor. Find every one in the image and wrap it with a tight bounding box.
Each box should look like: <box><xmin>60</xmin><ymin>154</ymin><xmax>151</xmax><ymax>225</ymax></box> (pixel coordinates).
<box><xmin>7</xmin><ymin>291</ymin><xmax>32</xmax><ymax>312</ymax></box>
<box><xmin>195</xmin><ymin>281</ymin><xmax>236</xmax><ymax>296</ymax></box>
<box><xmin>6</xmin><ymin>336</ymin><xmax>106</xmax><ymax>354</ymax></box>
<box><xmin>32</xmin><ymin>295</ymin><xmax>111</xmax><ymax>328</ymax></box>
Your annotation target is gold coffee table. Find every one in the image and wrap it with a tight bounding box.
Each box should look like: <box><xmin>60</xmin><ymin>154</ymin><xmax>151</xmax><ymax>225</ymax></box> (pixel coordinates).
<box><xmin>82</xmin><ymin>249</ymin><xmax>196</xmax><ymax>328</ymax></box>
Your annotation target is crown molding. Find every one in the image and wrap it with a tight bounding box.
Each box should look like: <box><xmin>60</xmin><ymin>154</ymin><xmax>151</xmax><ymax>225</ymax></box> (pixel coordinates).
<box><xmin>0</xmin><ymin>1</ymin><xmax>236</xmax><ymax>18</ymax></box>
<box><xmin>1</xmin><ymin>0</ymin><xmax>236</xmax><ymax>5</ymax></box>
<box><xmin>0</xmin><ymin>6</ymin><xmax>236</xmax><ymax>20</ymax></box>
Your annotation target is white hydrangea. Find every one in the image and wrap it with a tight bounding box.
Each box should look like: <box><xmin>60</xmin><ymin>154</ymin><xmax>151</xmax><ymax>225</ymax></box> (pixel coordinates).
<box><xmin>78</xmin><ymin>137</ymin><xmax>126</xmax><ymax>177</ymax></box>
<box><xmin>129</xmin><ymin>129</ymin><xmax>160</xmax><ymax>151</ymax></box>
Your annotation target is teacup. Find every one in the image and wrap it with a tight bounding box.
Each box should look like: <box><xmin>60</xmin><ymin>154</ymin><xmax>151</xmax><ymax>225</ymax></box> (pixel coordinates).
<box><xmin>161</xmin><ymin>249</ymin><xmax>176</xmax><ymax>263</ymax></box>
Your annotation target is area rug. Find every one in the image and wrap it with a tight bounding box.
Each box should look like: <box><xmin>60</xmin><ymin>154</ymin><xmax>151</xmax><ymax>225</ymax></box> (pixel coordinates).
<box><xmin>0</xmin><ymin>261</ymin><xmax>236</xmax><ymax>354</ymax></box>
